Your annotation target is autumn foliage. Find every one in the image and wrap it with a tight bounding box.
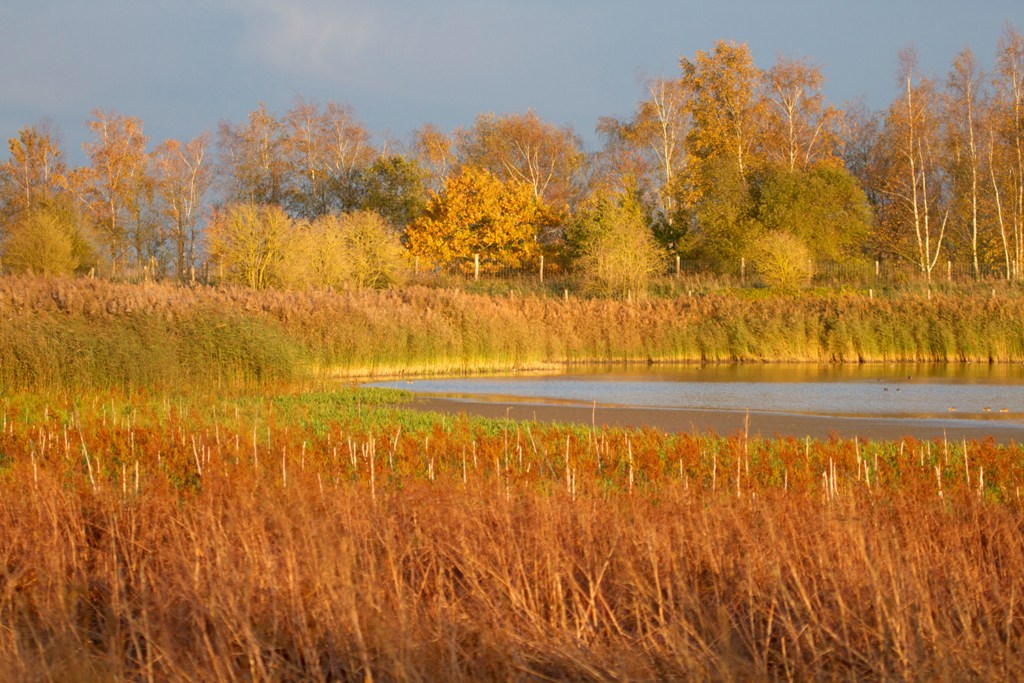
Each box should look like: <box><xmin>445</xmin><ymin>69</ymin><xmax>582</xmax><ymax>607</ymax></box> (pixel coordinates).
<box><xmin>406</xmin><ymin>165</ymin><xmax>546</xmax><ymax>273</ymax></box>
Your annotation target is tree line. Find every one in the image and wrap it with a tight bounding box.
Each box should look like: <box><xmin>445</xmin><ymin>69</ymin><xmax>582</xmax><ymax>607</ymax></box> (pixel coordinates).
<box><xmin>2</xmin><ymin>26</ymin><xmax>1024</xmax><ymax>291</ymax></box>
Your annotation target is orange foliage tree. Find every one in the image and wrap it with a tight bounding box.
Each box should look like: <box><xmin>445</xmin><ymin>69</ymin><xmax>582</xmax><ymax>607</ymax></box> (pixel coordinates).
<box><xmin>405</xmin><ymin>166</ymin><xmax>545</xmax><ymax>273</ymax></box>
<box><xmin>79</xmin><ymin>110</ymin><xmax>154</xmax><ymax>272</ymax></box>
<box><xmin>2</xmin><ymin>122</ymin><xmax>68</xmax><ymax>214</ymax></box>
<box><xmin>456</xmin><ymin>111</ymin><xmax>585</xmax><ymax>212</ymax></box>
<box><xmin>681</xmin><ymin>40</ymin><xmax>764</xmax><ymax>181</ymax></box>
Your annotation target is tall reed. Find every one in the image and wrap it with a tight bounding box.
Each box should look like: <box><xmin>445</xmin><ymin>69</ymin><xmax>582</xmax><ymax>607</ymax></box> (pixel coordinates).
<box><xmin>0</xmin><ymin>391</ymin><xmax>1021</xmax><ymax>680</ymax></box>
<box><xmin>2</xmin><ymin>275</ymin><xmax>1023</xmax><ymax>391</ymax></box>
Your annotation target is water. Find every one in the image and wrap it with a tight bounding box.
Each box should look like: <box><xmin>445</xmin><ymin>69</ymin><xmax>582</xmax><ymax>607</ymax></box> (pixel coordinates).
<box><xmin>369</xmin><ymin>363</ymin><xmax>1024</xmax><ymax>424</ymax></box>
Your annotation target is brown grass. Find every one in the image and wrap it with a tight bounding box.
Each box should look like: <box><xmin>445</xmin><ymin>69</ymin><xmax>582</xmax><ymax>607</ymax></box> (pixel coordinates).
<box><xmin>0</xmin><ymin>395</ymin><xmax>1022</xmax><ymax>680</ymax></box>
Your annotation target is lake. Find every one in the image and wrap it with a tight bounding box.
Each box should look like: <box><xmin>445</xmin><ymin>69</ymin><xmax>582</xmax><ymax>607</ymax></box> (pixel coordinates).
<box><xmin>368</xmin><ymin>363</ymin><xmax>1024</xmax><ymax>441</ymax></box>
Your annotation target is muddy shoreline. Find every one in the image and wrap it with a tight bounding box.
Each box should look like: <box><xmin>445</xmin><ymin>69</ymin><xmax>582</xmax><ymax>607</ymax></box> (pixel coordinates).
<box><xmin>414</xmin><ymin>396</ymin><xmax>1024</xmax><ymax>444</ymax></box>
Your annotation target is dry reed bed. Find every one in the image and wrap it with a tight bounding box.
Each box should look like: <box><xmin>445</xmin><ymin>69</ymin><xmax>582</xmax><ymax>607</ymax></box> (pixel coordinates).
<box><xmin>1</xmin><ymin>397</ymin><xmax>1023</xmax><ymax>680</ymax></box>
<box><xmin>1</xmin><ymin>276</ymin><xmax>1023</xmax><ymax>392</ymax></box>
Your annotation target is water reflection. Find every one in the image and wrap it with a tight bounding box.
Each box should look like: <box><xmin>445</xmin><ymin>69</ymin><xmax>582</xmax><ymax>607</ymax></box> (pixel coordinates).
<box><xmin>369</xmin><ymin>363</ymin><xmax>1024</xmax><ymax>423</ymax></box>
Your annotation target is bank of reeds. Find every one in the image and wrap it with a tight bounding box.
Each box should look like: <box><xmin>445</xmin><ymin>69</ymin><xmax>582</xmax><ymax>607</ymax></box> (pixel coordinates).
<box><xmin>2</xmin><ymin>275</ymin><xmax>1023</xmax><ymax>390</ymax></box>
<box><xmin>0</xmin><ymin>391</ymin><xmax>1022</xmax><ymax>680</ymax></box>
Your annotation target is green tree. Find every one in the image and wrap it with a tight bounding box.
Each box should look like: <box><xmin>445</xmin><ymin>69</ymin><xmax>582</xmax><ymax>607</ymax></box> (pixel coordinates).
<box><xmin>690</xmin><ymin>158</ymin><xmax>760</xmax><ymax>268</ymax></box>
<box><xmin>356</xmin><ymin>155</ymin><xmax>427</xmax><ymax>230</ymax></box>
<box><xmin>566</xmin><ymin>190</ymin><xmax>665</xmax><ymax>297</ymax></box>
<box><xmin>755</xmin><ymin>165</ymin><xmax>873</xmax><ymax>262</ymax></box>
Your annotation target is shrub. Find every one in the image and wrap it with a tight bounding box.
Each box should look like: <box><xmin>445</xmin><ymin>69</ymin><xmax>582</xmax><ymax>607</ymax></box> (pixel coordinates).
<box><xmin>751</xmin><ymin>231</ymin><xmax>812</xmax><ymax>289</ymax></box>
<box><xmin>206</xmin><ymin>203</ymin><xmax>291</xmax><ymax>290</ymax></box>
<box><xmin>1</xmin><ymin>204</ymin><xmax>93</xmax><ymax>276</ymax></box>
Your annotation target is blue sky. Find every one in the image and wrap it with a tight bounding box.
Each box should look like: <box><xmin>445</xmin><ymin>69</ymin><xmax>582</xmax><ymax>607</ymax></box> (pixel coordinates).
<box><xmin>1</xmin><ymin>1</ymin><xmax>1020</xmax><ymax>163</ymax></box>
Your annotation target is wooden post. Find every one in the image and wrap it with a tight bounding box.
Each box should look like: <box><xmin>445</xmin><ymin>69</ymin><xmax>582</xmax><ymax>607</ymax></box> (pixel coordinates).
<box><xmin>474</xmin><ymin>253</ymin><xmax>480</xmax><ymax>281</ymax></box>
<box><xmin>875</xmin><ymin>260</ymin><xmax>880</xmax><ymax>280</ymax></box>
<box><xmin>539</xmin><ymin>255</ymin><xmax>544</xmax><ymax>283</ymax></box>
<box><xmin>563</xmin><ymin>288</ymin><xmax>569</xmax><ymax>302</ymax></box>
<box><xmin>676</xmin><ymin>255</ymin><xmax>681</xmax><ymax>276</ymax></box>
<box><xmin>740</xmin><ymin>257</ymin><xmax>746</xmax><ymax>286</ymax></box>
<box><xmin>947</xmin><ymin>260</ymin><xmax>952</xmax><ymax>283</ymax></box>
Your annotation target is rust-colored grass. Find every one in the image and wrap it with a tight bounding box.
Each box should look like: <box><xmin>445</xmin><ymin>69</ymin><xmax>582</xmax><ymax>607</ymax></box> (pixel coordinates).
<box><xmin>0</xmin><ymin>393</ymin><xmax>1022</xmax><ymax>680</ymax></box>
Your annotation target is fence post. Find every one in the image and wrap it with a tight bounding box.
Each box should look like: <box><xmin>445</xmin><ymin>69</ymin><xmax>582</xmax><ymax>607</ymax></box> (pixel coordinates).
<box><xmin>474</xmin><ymin>253</ymin><xmax>480</xmax><ymax>281</ymax></box>
<box><xmin>947</xmin><ymin>260</ymin><xmax>952</xmax><ymax>283</ymax></box>
<box><xmin>875</xmin><ymin>260</ymin><xmax>880</xmax><ymax>281</ymax></box>
<box><xmin>539</xmin><ymin>255</ymin><xmax>544</xmax><ymax>283</ymax></box>
<box><xmin>740</xmin><ymin>257</ymin><xmax>746</xmax><ymax>287</ymax></box>
<box><xmin>676</xmin><ymin>255</ymin><xmax>681</xmax><ymax>276</ymax></box>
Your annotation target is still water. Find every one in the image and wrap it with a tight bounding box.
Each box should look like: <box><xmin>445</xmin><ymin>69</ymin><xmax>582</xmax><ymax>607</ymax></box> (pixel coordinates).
<box><xmin>369</xmin><ymin>363</ymin><xmax>1024</xmax><ymax>425</ymax></box>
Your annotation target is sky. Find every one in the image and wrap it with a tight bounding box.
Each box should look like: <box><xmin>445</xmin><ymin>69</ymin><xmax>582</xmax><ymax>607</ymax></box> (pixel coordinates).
<box><xmin>1</xmin><ymin>0</ymin><xmax>1021</xmax><ymax>164</ymax></box>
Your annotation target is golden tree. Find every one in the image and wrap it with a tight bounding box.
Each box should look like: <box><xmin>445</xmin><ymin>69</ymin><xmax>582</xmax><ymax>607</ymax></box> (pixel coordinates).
<box><xmin>406</xmin><ymin>166</ymin><xmax>544</xmax><ymax>273</ymax></box>
<box><xmin>1</xmin><ymin>205</ymin><xmax>83</xmax><ymax>276</ymax></box>
<box><xmin>279</xmin><ymin>211</ymin><xmax>407</xmax><ymax>290</ymax></box>
<box><xmin>597</xmin><ymin>75</ymin><xmax>692</xmax><ymax>236</ymax></box>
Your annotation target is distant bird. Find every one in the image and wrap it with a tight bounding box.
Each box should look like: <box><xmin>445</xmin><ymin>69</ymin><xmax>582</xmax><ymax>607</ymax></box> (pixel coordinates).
<box><xmin>1000</xmin><ymin>408</ymin><xmax>1010</xmax><ymax>413</ymax></box>
<box><xmin>948</xmin><ymin>407</ymin><xmax>957</xmax><ymax>412</ymax></box>
<box><xmin>883</xmin><ymin>387</ymin><xmax>889</xmax><ymax>392</ymax></box>
<box><xmin>983</xmin><ymin>407</ymin><xmax>992</xmax><ymax>412</ymax></box>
